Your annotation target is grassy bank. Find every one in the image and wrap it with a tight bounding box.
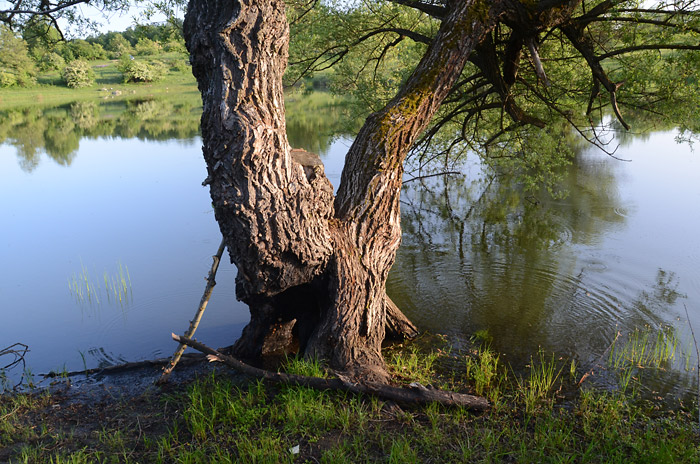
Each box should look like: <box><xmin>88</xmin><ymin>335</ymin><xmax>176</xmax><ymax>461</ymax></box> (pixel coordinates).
<box><xmin>1</xmin><ymin>335</ymin><xmax>698</xmax><ymax>463</ymax></box>
<box><xmin>0</xmin><ymin>55</ymin><xmax>198</xmax><ymax>110</ymax></box>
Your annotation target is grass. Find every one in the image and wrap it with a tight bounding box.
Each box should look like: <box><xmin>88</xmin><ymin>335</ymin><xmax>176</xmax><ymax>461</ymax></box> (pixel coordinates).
<box><xmin>518</xmin><ymin>350</ymin><xmax>563</xmax><ymax>414</ymax></box>
<box><xmin>605</xmin><ymin>325</ymin><xmax>692</xmax><ymax>396</ymax></box>
<box><xmin>0</xmin><ymin>54</ymin><xmax>198</xmax><ymax>110</ymax></box>
<box><xmin>0</xmin><ymin>336</ymin><xmax>699</xmax><ymax>463</ymax></box>
<box><xmin>465</xmin><ymin>345</ymin><xmax>502</xmax><ymax>401</ymax></box>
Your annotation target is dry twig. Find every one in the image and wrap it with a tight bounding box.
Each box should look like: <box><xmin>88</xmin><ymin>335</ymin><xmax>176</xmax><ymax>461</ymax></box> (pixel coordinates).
<box><xmin>157</xmin><ymin>239</ymin><xmax>227</xmax><ymax>385</ymax></box>
<box><xmin>1</xmin><ymin>343</ymin><xmax>29</xmax><ymax>389</ymax></box>
<box><xmin>684</xmin><ymin>304</ymin><xmax>700</xmax><ymax>430</ymax></box>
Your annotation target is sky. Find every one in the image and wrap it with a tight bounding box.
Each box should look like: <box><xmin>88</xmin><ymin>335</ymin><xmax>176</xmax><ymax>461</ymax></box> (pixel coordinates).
<box><xmin>58</xmin><ymin>3</ymin><xmax>175</xmax><ymax>37</ymax></box>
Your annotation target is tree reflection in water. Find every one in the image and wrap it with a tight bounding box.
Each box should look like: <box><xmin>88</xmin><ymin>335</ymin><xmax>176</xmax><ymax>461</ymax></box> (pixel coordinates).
<box><xmin>390</xmin><ymin>141</ymin><xmax>691</xmax><ymax>394</ymax></box>
<box><xmin>1</xmin><ymin>98</ymin><xmax>202</xmax><ymax>172</ymax></box>
<box><xmin>2</xmin><ymin>92</ymin><xmax>356</xmax><ymax>173</ymax></box>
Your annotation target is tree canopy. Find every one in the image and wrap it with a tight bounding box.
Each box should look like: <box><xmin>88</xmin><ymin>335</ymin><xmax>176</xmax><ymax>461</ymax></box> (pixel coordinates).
<box><xmin>287</xmin><ymin>0</ymin><xmax>700</xmax><ymax>187</ymax></box>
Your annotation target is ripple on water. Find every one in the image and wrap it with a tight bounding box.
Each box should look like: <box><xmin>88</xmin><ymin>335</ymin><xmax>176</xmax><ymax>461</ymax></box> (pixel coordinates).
<box><xmin>613</xmin><ymin>206</ymin><xmax>629</xmax><ymax>218</ymax></box>
<box><xmin>545</xmin><ymin>215</ymin><xmax>574</xmax><ymax>250</ymax></box>
<box><xmin>397</xmin><ymin>252</ymin><xmax>647</xmax><ymax>365</ymax></box>
<box><xmin>86</xmin><ymin>346</ymin><xmax>130</xmax><ymax>369</ymax></box>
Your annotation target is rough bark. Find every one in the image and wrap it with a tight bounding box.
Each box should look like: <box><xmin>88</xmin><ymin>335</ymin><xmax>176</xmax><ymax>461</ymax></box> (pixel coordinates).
<box><xmin>184</xmin><ymin>0</ymin><xmax>499</xmax><ymax>381</ymax></box>
<box><xmin>185</xmin><ymin>0</ymin><xmax>334</xmax><ymax>301</ymax></box>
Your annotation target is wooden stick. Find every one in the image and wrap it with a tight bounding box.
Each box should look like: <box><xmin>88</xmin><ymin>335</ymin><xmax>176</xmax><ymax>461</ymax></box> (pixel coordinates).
<box><xmin>157</xmin><ymin>239</ymin><xmax>226</xmax><ymax>385</ymax></box>
<box><xmin>683</xmin><ymin>304</ymin><xmax>700</xmax><ymax>430</ymax></box>
<box><xmin>577</xmin><ymin>329</ymin><xmax>621</xmax><ymax>386</ymax></box>
<box><xmin>172</xmin><ymin>334</ymin><xmax>490</xmax><ymax>410</ymax></box>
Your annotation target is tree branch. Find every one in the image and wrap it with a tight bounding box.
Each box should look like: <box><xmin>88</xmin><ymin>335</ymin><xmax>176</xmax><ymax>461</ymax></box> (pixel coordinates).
<box><xmin>388</xmin><ymin>0</ymin><xmax>447</xmax><ymax>19</ymax></box>
<box><xmin>598</xmin><ymin>43</ymin><xmax>700</xmax><ymax>60</ymax></box>
<box><xmin>583</xmin><ymin>16</ymin><xmax>700</xmax><ymax>35</ymax></box>
<box><xmin>157</xmin><ymin>238</ymin><xmax>226</xmax><ymax>385</ymax></box>
<box><xmin>614</xmin><ymin>8</ymin><xmax>700</xmax><ymax>16</ymax></box>
<box><xmin>526</xmin><ymin>38</ymin><xmax>550</xmax><ymax>87</ymax></box>
<box><xmin>0</xmin><ymin>0</ymin><xmax>89</xmax><ymax>17</ymax></box>
<box><xmin>562</xmin><ymin>25</ymin><xmax>630</xmax><ymax>130</ymax></box>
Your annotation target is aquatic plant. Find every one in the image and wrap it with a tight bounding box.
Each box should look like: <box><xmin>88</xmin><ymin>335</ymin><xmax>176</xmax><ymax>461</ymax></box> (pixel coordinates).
<box><xmin>68</xmin><ymin>260</ymin><xmax>132</xmax><ymax>308</ymax></box>
<box><xmin>68</xmin><ymin>261</ymin><xmax>99</xmax><ymax>305</ymax></box>
<box><xmin>608</xmin><ymin>325</ymin><xmax>683</xmax><ymax>371</ymax></box>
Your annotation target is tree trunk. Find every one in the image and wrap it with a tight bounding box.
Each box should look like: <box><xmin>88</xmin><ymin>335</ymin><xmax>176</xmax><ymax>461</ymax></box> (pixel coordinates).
<box><xmin>184</xmin><ymin>0</ymin><xmax>497</xmax><ymax>381</ymax></box>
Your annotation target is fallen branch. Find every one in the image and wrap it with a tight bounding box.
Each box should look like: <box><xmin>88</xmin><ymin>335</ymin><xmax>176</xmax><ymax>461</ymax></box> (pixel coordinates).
<box><xmin>172</xmin><ymin>334</ymin><xmax>490</xmax><ymax>410</ymax></box>
<box><xmin>157</xmin><ymin>239</ymin><xmax>226</xmax><ymax>385</ymax></box>
<box><xmin>43</xmin><ymin>353</ymin><xmax>208</xmax><ymax>379</ymax></box>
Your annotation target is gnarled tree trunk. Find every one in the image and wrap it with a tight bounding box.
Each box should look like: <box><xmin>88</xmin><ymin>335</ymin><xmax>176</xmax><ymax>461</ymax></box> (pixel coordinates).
<box><xmin>184</xmin><ymin>0</ymin><xmax>497</xmax><ymax>381</ymax></box>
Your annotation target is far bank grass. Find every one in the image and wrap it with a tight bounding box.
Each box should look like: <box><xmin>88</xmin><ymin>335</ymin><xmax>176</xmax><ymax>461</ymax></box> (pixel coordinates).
<box><xmin>1</xmin><ymin>332</ymin><xmax>698</xmax><ymax>463</ymax></box>
<box><xmin>0</xmin><ymin>56</ymin><xmax>199</xmax><ymax>110</ymax></box>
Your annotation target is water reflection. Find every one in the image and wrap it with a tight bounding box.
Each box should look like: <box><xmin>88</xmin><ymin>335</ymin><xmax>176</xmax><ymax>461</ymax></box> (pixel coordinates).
<box><xmin>2</xmin><ymin>92</ymin><xmax>354</xmax><ymax>173</ymax></box>
<box><xmin>0</xmin><ymin>98</ymin><xmax>202</xmax><ymax>172</ymax></box>
<box><xmin>632</xmin><ymin>269</ymin><xmax>686</xmax><ymax>322</ymax></box>
<box><xmin>390</xmin><ymin>142</ymin><xmax>695</xmax><ymax>389</ymax></box>
<box><xmin>0</xmin><ymin>92</ymin><xmax>357</xmax><ymax>385</ymax></box>
<box><xmin>285</xmin><ymin>92</ymin><xmax>357</xmax><ymax>155</ymax></box>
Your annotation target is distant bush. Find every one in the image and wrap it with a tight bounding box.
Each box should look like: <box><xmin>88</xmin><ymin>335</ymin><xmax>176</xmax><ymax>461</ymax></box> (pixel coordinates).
<box><xmin>0</xmin><ymin>71</ymin><xmax>18</xmax><ymax>87</ymax></box>
<box><xmin>134</xmin><ymin>38</ymin><xmax>162</xmax><ymax>56</ymax></box>
<box><xmin>105</xmin><ymin>33</ymin><xmax>133</xmax><ymax>59</ymax></box>
<box><xmin>119</xmin><ymin>59</ymin><xmax>166</xmax><ymax>83</ymax></box>
<box><xmin>163</xmin><ymin>40</ymin><xmax>187</xmax><ymax>54</ymax></box>
<box><xmin>68</xmin><ymin>39</ymin><xmax>106</xmax><ymax>60</ymax></box>
<box><xmin>169</xmin><ymin>58</ymin><xmax>190</xmax><ymax>73</ymax></box>
<box><xmin>39</xmin><ymin>52</ymin><xmax>66</xmax><ymax>71</ymax></box>
<box><xmin>62</xmin><ymin>60</ymin><xmax>95</xmax><ymax>88</ymax></box>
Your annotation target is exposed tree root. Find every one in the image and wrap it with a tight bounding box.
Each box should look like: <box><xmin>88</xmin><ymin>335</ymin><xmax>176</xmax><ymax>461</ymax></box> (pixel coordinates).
<box><xmin>172</xmin><ymin>334</ymin><xmax>490</xmax><ymax>410</ymax></box>
<box><xmin>385</xmin><ymin>295</ymin><xmax>420</xmax><ymax>340</ymax></box>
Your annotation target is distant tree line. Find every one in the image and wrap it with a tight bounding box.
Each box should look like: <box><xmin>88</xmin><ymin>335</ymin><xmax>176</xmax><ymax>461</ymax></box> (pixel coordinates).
<box><xmin>0</xmin><ymin>21</ymin><xmax>187</xmax><ymax>88</ymax></box>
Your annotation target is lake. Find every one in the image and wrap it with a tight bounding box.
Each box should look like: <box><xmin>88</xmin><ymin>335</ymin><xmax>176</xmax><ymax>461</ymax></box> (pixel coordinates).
<box><xmin>0</xmin><ymin>95</ymin><xmax>698</xmax><ymax>397</ymax></box>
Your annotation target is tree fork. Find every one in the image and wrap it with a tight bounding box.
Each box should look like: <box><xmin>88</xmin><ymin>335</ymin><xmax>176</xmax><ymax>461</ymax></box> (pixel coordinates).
<box><xmin>304</xmin><ymin>0</ymin><xmax>502</xmax><ymax>379</ymax></box>
<box><xmin>184</xmin><ymin>0</ymin><xmax>499</xmax><ymax>380</ymax></box>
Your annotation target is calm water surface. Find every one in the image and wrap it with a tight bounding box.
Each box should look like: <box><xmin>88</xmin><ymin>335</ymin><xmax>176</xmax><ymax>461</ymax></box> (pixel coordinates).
<box><xmin>0</xmin><ymin>97</ymin><xmax>698</xmax><ymax>396</ymax></box>
<box><xmin>391</xmin><ymin>131</ymin><xmax>700</xmax><ymax>393</ymax></box>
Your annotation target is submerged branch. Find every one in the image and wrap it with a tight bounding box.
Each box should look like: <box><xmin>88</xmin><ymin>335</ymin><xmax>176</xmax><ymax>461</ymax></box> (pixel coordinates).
<box><xmin>577</xmin><ymin>330</ymin><xmax>621</xmax><ymax>386</ymax></box>
<box><xmin>43</xmin><ymin>354</ymin><xmax>209</xmax><ymax>379</ymax></box>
